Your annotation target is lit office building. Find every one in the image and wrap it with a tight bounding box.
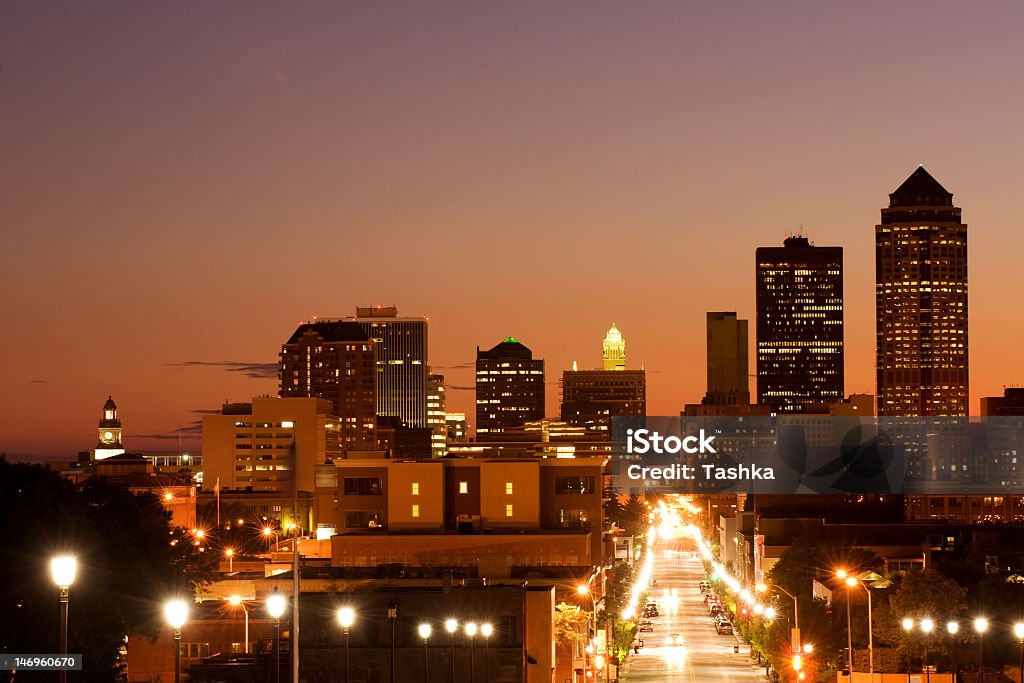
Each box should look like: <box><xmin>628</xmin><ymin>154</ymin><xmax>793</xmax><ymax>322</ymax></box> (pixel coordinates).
<box><xmin>476</xmin><ymin>337</ymin><xmax>545</xmax><ymax>441</ymax></box>
<box><xmin>426</xmin><ymin>372</ymin><xmax>447</xmax><ymax>458</ymax></box>
<box><xmin>756</xmin><ymin>235</ymin><xmax>844</xmax><ymax>413</ymax></box>
<box><xmin>350</xmin><ymin>306</ymin><xmax>429</xmax><ymax>428</ymax></box>
<box><xmin>202</xmin><ymin>396</ymin><xmax>341</xmax><ymax>493</ymax></box>
<box><xmin>280</xmin><ymin>320</ymin><xmax>377</xmax><ymax>450</ymax></box>
<box><xmin>561</xmin><ymin>325</ymin><xmax>645</xmax><ymax>430</ymax></box>
<box><xmin>876</xmin><ymin>167</ymin><xmax>969</xmax><ymax>417</ymax></box>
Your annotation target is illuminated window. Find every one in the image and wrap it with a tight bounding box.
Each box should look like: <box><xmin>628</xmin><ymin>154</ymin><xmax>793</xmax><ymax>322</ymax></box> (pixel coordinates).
<box><xmin>506</xmin><ymin>482</ymin><xmax>514</xmax><ymax>495</ymax></box>
<box><xmin>459</xmin><ymin>481</ymin><xmax>468</xmax><ymax>494</ymax></box>
<box><xmin>505</xmin><ymin>504</ymin><xmax>514</xmax><ymax>517</ymax></box>
<box><xmin>411</xmin><ymin>504</ymin><xmax>420</xmax><ymax>518</ymax></box>
<box><xmin>412</xmin><ymin>482</ymin><xmax>419</xmax><ymax>496</ymax></box>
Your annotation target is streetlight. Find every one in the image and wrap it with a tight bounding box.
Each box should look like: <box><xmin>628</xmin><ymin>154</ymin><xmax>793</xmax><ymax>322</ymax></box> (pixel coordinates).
<box><xmin>225</xmin><ymin>548</ymin><xmax>234</xmax><ymax>572</ymax></box>
<box><xmin>902</xmin><ymin>618</ymin><xmax>914</xmax><ymax>683</ymax></box>
<box><xmin>1014</xmin><ymin>623</ymin><xmax>1024</xmax><ymax>683</ymax></box>
<box><xmin>577</xmin><ymin>583</ymin><xmax>597</xmax><ymax>681</ymax></box>
<box><xmin>975</xmin><ymin>617</ymin><xmax>988</xmax><ymax>683</ymax></box>
<box><xmin>445</xmin><ymin>618</ymin><xmax>458</xmax><ymax>683</ymax></box>
<box><xmin>836</xmin><ymin>571</ymin><xmax>853</xmax><ymax>674</ymax></box>
<box><xmin>946</xmin><ymin>621</ymin><xmax>959</xmax><ymax>680</ymax></box>
<box><xmin>227</xmin><ymin>596</ymin><xmax>249</xmax><ymax>653</ymax></box>
<box><xmin>267</xmin><ymin>589</ymin><xmax>287</xmax><ymax>683</ymax></box>
<box><xmin>920</xmin><ymin>618</ymin><xmax>933</xmax><ymax>683</ymax></box>
<box><xmin>465</xmin><ymin>622</ymin><xmax>478</xmax><ymax>683</ymax></box>
<box><xmin>387</xmin><ymin>600</ymin><xmax>398</xmax><ymax>683</ymax></box>
<box><xmin>50</xmin><ymin>555</ymin><xmax>77</xmax><ymax>683</ymax></box>
<box><xmin>757</xmin><ymin>582</ymin><xmax>800</xmax><ymax>652</ymax></box>
<box><xmin>164</xmin><ymin>600</ymin><xmax>189</xmax><ymax>683</ymax></box>
<box><xmin>419</xmin><ymin>623</ymin><xmax>432</xmax><ymax>683</ymax></box>
<box><xmin>481</xmin><ymin>623</ymin><xmax>493</xmax><ymax>683</ymax></box>
<box><xmin>845</xmin><ymin>576</ymin><xmax>874</xmax><ymax>681</ymax></box>
<box><xmin>764</xmin><ymin>607</ymin><xmax>777</xmax><ymax>620</ymax></box>
<box><xmin>337</xmin><ymin>607</ymin><xmax>355</xmax><ymax>683</ymax></box>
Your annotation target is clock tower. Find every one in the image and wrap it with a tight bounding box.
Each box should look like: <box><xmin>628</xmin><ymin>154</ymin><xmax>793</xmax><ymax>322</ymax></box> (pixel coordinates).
<box><xmin>95</xmin><ymin>395</ymin><xmax>126</xmax><ymax>460</ymax></box>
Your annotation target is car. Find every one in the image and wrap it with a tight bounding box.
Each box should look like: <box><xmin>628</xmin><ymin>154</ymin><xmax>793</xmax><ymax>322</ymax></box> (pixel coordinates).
<box><xmin>716</xmin><ymin>622</ymin><xmax>734</xmax><ymax>635</ymax></box>
<box><xmin>639</xmin><ymin>622</ymin><xmax>654</xmax><ymax>632</ymax></box>
<box><xmin>709</xmin><ymin>605</ymin><xmax>722</xmax><ymax>617</ymax></box>
<box><xmin>643</xmin><ymin>607</ymin><xmax>659</xmax><ymax>618</ymax></box>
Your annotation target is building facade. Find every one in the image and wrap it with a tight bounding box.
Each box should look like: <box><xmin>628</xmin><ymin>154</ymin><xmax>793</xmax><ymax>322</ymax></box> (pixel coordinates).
<box><xmin>350</xmin><ymin>306</ymin><xmax>429</xmax><ymax>429</ymax></box>
<box><xmin>475</xmin><ymin>338</ymin><xmax>545</xmax><ymax>441</ymax></box>
<box><xmin>427</xmin><ymin>372</ymin><xmax>446</xmax><ymax>458</ymax></box>
<box><xmin>280</xmin><ymin>320</ymin><xmax>377</xmax><ymax>451</ymax></box>
<box><xmin>202</xmin><ymin>396</ymin><xmax>341</xmax><ymax>494</ymax></box>
<box><xmin>95</xmin><ymin>395</ymin><xmax>126</xmax><ymax>460</ymax></box>
<box><xmin>704</xmin><ymin>312</ymin><xmax>750</xmax><ymax>406</ymax></box>
<box><xmin>876</xmin><ymin>166</ymin><xmax>968</xmax><ymax>417</ymax></box>
<box><xmin>756</xmin><ymin>235</ymin><xmax>844</xmax><ymax>413</ymax></box>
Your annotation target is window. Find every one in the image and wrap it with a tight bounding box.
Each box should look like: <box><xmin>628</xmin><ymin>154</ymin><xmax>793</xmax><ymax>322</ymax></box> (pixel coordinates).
<box><xmin>459</xmin><ymin>481</ymin><xmax>469</xmax><ymax>494</ymax></box>
<box><xmin>344</xmin><ymin>511</ymin><xmax>383</xmax><ymax>529</ymax></box>
<box><xmin>558</xmin><ymin>508</ymin><xmax>590</xmax><ymax>529</ymax></box>
<box><xmin>554</xmin><ymin>476</ymin><xmax>596</xmax><ymax>494</ymax></box>
<box><xmin>412</xmin><ymin>482</ymin><xmax>420</xmax><ymax>496</ymax></box>
<box><xmin>505</xmin><ymin>504</ymin><xmax>514</xmax><ymax>517</ymax></box>
<box><xmin>411</xmin><ymin>504</ymin><xmax>420</xmax><ymax>518</ymax></box>
<box><xmin>505</xmin><ymin>482</ymin><xmax>513</xmax><ymax>495</ymax></box>
<box><xmin>344</xmin><ymin>477</ymin><xmax>383</xmax><ymax>495</ymax></box>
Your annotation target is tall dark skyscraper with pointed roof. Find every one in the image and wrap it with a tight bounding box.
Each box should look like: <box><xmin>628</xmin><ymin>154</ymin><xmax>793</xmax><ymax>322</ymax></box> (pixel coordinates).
<box><xmin>475</xmin><ymin>337</ymin><xmax>545</xmax><ymax>441</ymax></box>
<box><xmin>876</xmin><ymin>166</ymin><xmax>968</xmax><ymax>416</ymax></box>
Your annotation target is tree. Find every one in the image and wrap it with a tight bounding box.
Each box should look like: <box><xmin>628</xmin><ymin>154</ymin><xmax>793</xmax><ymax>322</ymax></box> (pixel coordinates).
<box><xmin>0</xmin><ymin>458</ymin><xmax>215</xmax><ymax>682</ymax></box>
<box><xmin>554</xmin><ymin>602</ymin><xmax>590</xmax><ymax>648</ymax></box>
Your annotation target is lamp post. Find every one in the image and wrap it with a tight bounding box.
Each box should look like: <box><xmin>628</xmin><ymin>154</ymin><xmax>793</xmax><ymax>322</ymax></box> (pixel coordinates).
<box><xmin>267</xmin><ymin>589</ymin><xmax>287</xmax><ymax>683</ymax></box>
<box><xmin>756</xmin><ymin>582</ymin><xmax>799</xmax><ymax>651</ymax></box>
<box><xmin>164</xmin><ymin>600</ymin><xmax>189</xmax><ymax>683</ymax></box>
<box><xmin>50</xmin><ymin>555</ymin><xmax>77</xmax><ymax>683</ymax></box>
<box><xmin>225</xmin><ymin>548</ymin><xmax>234</xmax><ymax>572</ymax></box>
<box><xmin>481</xmin><ymin>623</ymin><xmax>493</xmax><ymax>683</ymax></box>
<box><xmin>445</xmin><ymin>618</ymin><xmax>458</xmax><ymax>683</ymax></box>
<box><xmin>1014</xmin><ymin>623</ymin><xmax>1024</xmax><ymax>683</ymax></box>
<box><xmin>975</xmin><ymin>617</ymin><xmax>988</xmax><ymax>683</ymax></box>
<box><xmin>902</xmin><ymin>618</ymin><xmax>914</xmax><ymax>683</ymax></box>
<box><xmin>419</xmin><ymin>623</ymin><xmax>432</xmax><ymax>683</ymax></box>
<box><xmin>338</xmin><ymin>607</ymin><xmax>355</xmax><ymax>683</ymax></box>
<box><xmin>228</xmin><ymin>596</ymin><xmax>250</xmax><ymax>653</ymax></box>
<box><xmin>946</xmin><ymin>621</ymin><xmax>959</xmax><ymax>681</ymax></box>
<box><xmin>465</xmin><ymin>622</ymin><xmax>478</xmax><ymax>683</ymax></box>
<box><xmin>842</xmin><ymin>576</ymin><xmax>874</xmax><ymax>681</ymax></box>
<box><xmin>578</xmin><ymin>584</ymin><xmax>597</xmax><ymax>681</ymax></box>
<box><xmin>837</xmin><ymin>570</ymin><xmax>853</xmax><ymax>674</ymax></box>
<box><xmin>388</xmin><ymin>600</ymin><xmax>398</xmax><ymax>683</ymax></box>
<box><xmin>920</xmin><ymin>618</ymin><xmax>933</xmax><ymax>683</ymax></box>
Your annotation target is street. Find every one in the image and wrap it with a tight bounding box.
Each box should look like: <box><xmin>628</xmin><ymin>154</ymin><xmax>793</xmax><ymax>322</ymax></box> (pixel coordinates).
<box><xmin>621</xmin><ymin>541</ymin><xmax>765</xmax><ymax>682</ymax></box>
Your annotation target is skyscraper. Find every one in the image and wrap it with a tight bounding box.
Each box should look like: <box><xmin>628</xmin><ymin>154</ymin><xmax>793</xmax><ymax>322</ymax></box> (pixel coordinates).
<box><xmin>351</xmin><ymin>306</ymin><xmax>429</xmax><ymax>428</ymax></box>
<box><xmin>876</xmin><ymin>167</ymin><xmax>968</xmax><ymax>416</ymax></box>
<box><xmin>562</xmin><ymin>324</ymin><xmax>645</xmax><ymax>431</ymax></box>
<box><xmin>475</xmin><ymin>337</ymin><xmax>545</xmax><ymax>441</ymax></box>
<box><xmin>704</xmin><ymin>312</ymin><xmax>750</xmax><ymax>406</ymax></box>
<box><xmin>280</xmin><ymin>320</ymin><xmax>377</xmax><ymax>450</ymax></box>
<box><xmin>426</xmin><ymin>372</ymin><xmax>447</xmax><ymax>458</ymax></box>
<box><xmin>756</xmin><ymin>236</ymin><xmax>844</xmax><ymax>413</ymax></box>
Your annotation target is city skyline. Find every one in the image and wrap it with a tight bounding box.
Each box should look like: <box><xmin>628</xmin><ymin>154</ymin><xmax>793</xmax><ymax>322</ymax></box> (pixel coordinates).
<box><xmin>5</xmin><ymin>3</ymin><xmax>1024</xmax><ymax>459</ymax></box>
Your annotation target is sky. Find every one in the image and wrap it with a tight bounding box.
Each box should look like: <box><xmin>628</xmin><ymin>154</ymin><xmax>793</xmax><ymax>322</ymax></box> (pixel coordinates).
<box><xmin>3</xmin><ymin>2</ymin><xmax>1024</xmax><ymax>460</ymax></box>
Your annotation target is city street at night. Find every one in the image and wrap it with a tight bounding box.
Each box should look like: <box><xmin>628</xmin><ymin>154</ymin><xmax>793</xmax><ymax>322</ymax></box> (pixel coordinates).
<box><xmin>622</xmin><ymin>542</ymin><xmax>764</xmax><ymax>683</ymax></box>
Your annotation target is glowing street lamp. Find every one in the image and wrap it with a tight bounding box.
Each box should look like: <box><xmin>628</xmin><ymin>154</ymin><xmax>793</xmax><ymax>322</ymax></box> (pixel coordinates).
<box><xmin>50</xmin><ymin>555</ymin><xmax>77</xmax><ymax>683</ymax></box>
<box><xmin>337</xmin><ymin>607</ymin><xmax>355</xmax><ymax>683</ymax></box>
<box><xmin>267</xmin><ymin>589</ymin><xmax>287</xmax><ymax>683</ymax></box>
<box><xmin>227</xmin><ymin>596</ymin><xmax>249</xmax><ymax>653</ymax></box>
<box><xmin>225</xmin><ymin>548</ymin><xmax>234</xmax><ymax>572</ymax></box>
<box><xmin>164</xmin><ymin>600</ymin><xmax>188</xmax><ymax>683</ymax></box>
<box><xmin>1014</xmin><ymin>623</ymin><xmax>1024</xmax><ymax>683</ymax></box>
<box><xmin>465</xmin><ymin>622</ymin><xmax>478</xmax><ymax>683</ymax></box>
<box><xmin>481</xmin><ymin>624</ymin><xmax>493</xmax><ymax>683</ymax></box>
<box><xmin>445</xmin><ymin>618</ymin><xmax>458</xmax><ymax>683</ymax></box>
<box><xmin>975</xmin><ymin>618</ymin><xmax>989</xmax><ymax>683</ymax></box>
<box><xmin>419</xmin><ymin>623</ymin><xmax>432</xmax><ymax>683</ymax></box>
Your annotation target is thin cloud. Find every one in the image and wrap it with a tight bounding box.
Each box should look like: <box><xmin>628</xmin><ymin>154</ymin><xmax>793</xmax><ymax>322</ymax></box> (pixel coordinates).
<box><xmin>446</xmin><ymin>385</ymin><xmax>475</xmax><ymax>391</ymax></box>
<box><xmin>431</xmin><ymin>361</ymin><xmax>475</xmax><ymax>371</ymax></box>
<box><xmin>191</xmin><ymin>408</ymin><xmax>223</xmax><ymax>415</ymax></box>
<box><xmin>135</xmin><ymin>421</ymin><xmax>203</xmax><ymax>440</ymax></box>
<box><xmin>168</xmin><ymin>360</ymin><xmax>278</xmax><ymax>379</ymax></box>
<box><xmin>29</xmin><ymin>379</ymin><xmax>48</xmax><ymax>384</ymax></box>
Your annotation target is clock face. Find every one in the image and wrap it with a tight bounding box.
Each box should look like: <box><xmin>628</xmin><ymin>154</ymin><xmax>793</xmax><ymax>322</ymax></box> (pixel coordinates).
<box><xmin>104</xmin><ymin>431</ymin><xmax>114</xmax><ymax>441</ymax></box>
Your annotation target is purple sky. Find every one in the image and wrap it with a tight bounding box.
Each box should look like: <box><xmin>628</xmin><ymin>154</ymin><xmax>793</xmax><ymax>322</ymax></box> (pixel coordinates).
<box><xmin>4</xmin><ymin>2</ymin><xmax>1024</xmax><ymax>459</ymax></box>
